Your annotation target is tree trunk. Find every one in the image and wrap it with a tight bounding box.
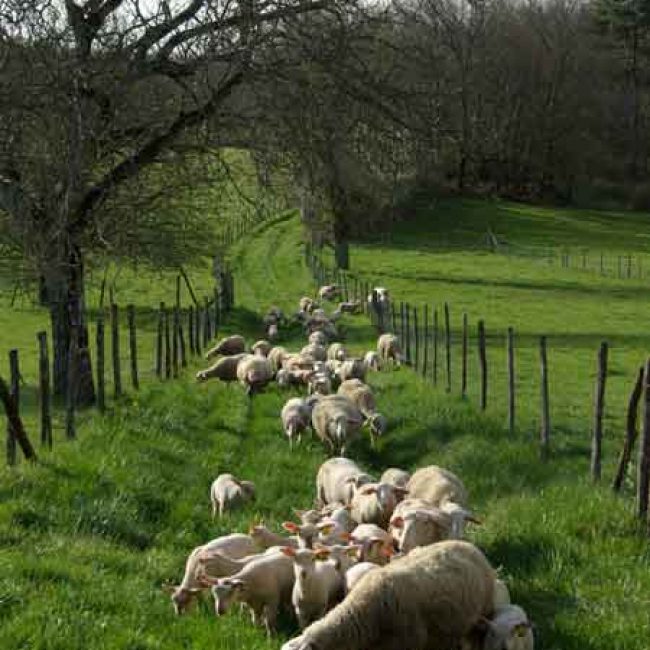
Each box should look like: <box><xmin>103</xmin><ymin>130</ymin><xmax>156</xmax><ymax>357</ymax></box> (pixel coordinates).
<box><xmin>45</xmin><ymin>245</ymin><xmax>95</xmax><ymax>406</ymax></box>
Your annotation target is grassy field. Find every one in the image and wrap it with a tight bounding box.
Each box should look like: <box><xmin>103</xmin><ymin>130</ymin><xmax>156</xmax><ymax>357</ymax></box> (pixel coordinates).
<box><xmin>1</xmin><ymin>205</ymin><xmax>649</xmax><ymax>649</ymax></box>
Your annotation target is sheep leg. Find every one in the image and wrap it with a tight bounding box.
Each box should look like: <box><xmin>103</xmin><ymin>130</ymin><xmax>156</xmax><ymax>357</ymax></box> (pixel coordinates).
<box><xmin>263</xmin><ymin>601</ymin><xmax>278</xmax><ymax>636</ymax></box>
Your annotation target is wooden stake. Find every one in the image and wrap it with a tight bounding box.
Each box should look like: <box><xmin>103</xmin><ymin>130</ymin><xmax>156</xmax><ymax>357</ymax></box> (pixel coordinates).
<box><xmin>591</xmin><ymin>342</ymin><xmax>608</xmax><ymax>481</ymax></box>
<box><xmin>96</xmin><ymin>313</ymin><xmax>105</xmax><ymax>412</ymax></box>
<box><xmin>6</xmin><ymin>350</ymin><xmax>19</xmax><ymax>465</ymax></box>
<box><xmin>638</xmin><ymin>359</ymin><xmax>650</xmax><ymax>521</ymax></box>
<box><xmin>540</xmin><ymin>336</ymin><xmax>550</xmax><ymax>457</ymax></box>
<box><xmin>444</xmin><ymin>302</ymin><xmax>451</xmax><ymax>393</ymax></box>
<box><xmin>38</xmin><ymin>332</ymin><xmax>53</xmax><ymax>448</ymax></box>
<box><xmin>507</xmin><ymin>327</ymin><xmax>515</xmax><ymax>435</ymax></box>
<box><xmin>461</xmin><ymin>313</ymin><xmax>468</xmax><ymax>399</ymax></box>
<box><xmin>478</xmin><ymin>320</ymin><xmax>487</xmax><ymax>410</ymax></box>
<box><xmin>111</xmin><ymin>303</ymin><xmax>121</xmax><ymax>397</ymax></box>
<box><xmin>0</xmin><ymin>376</ymin><xmax>36</xmax><ymax>462</ymax></box>
<box><xmin>127</xmin><ymin>304</ymin><xmax>139</xmax><ymax>390</ymax></box>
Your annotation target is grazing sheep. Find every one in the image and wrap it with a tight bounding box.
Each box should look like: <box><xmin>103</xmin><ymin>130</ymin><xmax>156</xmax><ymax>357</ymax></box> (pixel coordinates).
<box><xmin>311</xmin><ymin>395</ymin><xmax>365</xmax><ymax>456</ymax></box>
<box><xmin>350</xmin><ymin>482</ymin><xmax>409</xmax><ymax>529</ymax></box>
<box><xmin>316</xmin><ymin>458</ymin><xmax>375</xmax><ymax>507</ymax></box>
<box><xmin>299</xmin><ymin>296</ymin><xmax>318</xmax><ymax>313</ymax></box>
<box><xmin>277</xmin><ymin>368</ymin><xmax>312</xmax><ymax>389</ymax></box>
<box><xmin>268</xmin><ymin>346</ymin><xmax>289</xmax><ymax>373</ymax></box>
<box><xmin>195</xmin><ymin>353</ymin><xmax>246</xmax><ymax>382</ymax></box>
<box><xmin>281</xmin><ymin>540</ymin><xmax>496</xmax><ymax>650</ymax></box>
<box><xmin>364</xmin><ymin>351</ymin><xmax>381</xmax><ymax>371</ymax></box>
<box><xmin>308</xmin><ymin>372</ymin><xmax>333</xmax><ymax>396</ymax></box>
<box><xmin>267</xmin><ymin>321</ymin><xmax>279</xmax><ymax>341</ymax></box>
<box><xmin>319</xmin><ymin>285</ymin><xmax>339</xmax><ymax>301</ymax></box>
<box><xmin>301</xmin><ymin>343</ymin><xmax>328</xmax><ymax>362</ymax></box>
<box><xmin>344</xmin><ymin>561</ymin><xmax>379</xmax><ymax>594</ymax></box>
<box><xmin>264</xmin><ymin>306</ymin><xmax>285</xmax><ymax>324</ymax></box>
<box><xmin>337</xmin><ymin>379</ymin><xmax>387</xmax><ymax>447</ymax></box>
<box><xmin>205</xmin><ymin>550</ymin><xmax>295</xmax><ymax>636</ymax></box>
<box><xmin>210</xmin><ymin>474</ymin><xmax>256</xmax><ymax>517</ymax></box>
<box><xmin>380</xmin><ymin>468</ymin><xmax>411</xmax><ymax>489</ymax></box>
<box><xmin>482</xmin><ymin>604</ymin><xmax>534</xmax><ymax>650</ymax></box>
<box><xmin>236</xmin><ymin>355</ymin><xmax>273</xmax><ymax>395</ymax></box>
<box><xmin>251</xmin><ymin>339</ymin><xmax>273</xmax><ymax>357</ymax></box>
<box><xmin>377</xmin><ymin>333</ymin><xmax>405</xmax><ymax>367</ymax></box>
<box><xmin>309</xmin><ymin>330</ymin><xmax>328</xmax><ymax>346</ymax></box>
<box><xmin>281</xmin><ymin>398</ymin><xmax>312</xmax><ymax>448</ymax></box>
<box><xmin>162</xmin><ymin>533</ymin><xmax>258</xmax><ymax>614</ymax></box>
<box><xmin>205</xmin><ymin>334</ymin><xmax>246</xmax><ymax>360</ymax></box>
<box><xmin>282</xmin><ymin>546</ymin><xmax>344</xmax><ymax>629</ymax></box>
<box><xmin>348</xmin><ymin>523</ymin><xmax>395</xmax><ymax>566</ymax></box>
<box><xmin>328</xmin><ymin>343</ymin><xmax>348</xmax><ymax>362</ymax></box>
<box><xmin>336</xmin><ymin>358</ymin><xmax>367</xmax><ymax>383</ymax></box>
<box><xmin>283</xmin><ymin>353</ymin><xmax>316</xmax><ymax>371</ymax></box>
<box><xmin>389</xmin><ymin>498</ymin><xmax>454</xmax><ymax>553</ymax></box>
<box><xmin>338</xmin><ymin>300</ymin><xmax>362</xmax><ymax>314</ymax></box>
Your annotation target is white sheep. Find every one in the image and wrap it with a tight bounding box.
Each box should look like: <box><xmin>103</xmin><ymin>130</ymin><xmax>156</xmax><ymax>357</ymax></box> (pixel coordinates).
<box><xmin>380</xmin><ymin>468</ymin><xmax>411</xmax><ymax>488</ymax></box>
<box><xmin>316</xmin><ymin>457</ymin><xmax>375</xmax><ymax>506</ymax></box>
<box><xmin>195</xmin><ymin>353</ymin><xmax>246</xmax><ymax>382</ymax></box>
<box><xmin>249</xmin><ymin>524</ymin><xmax>299</xmax><ymax>550</ymax></box>
<box><xmin>318</xmin><ymin>285</ymin><xmax>339</xmax><ymax>301</ymax></box>
<box><xmin>377</xmin><ymin>333</ymin><xmax>405</xmax><ymax>367</ymax></box>
<box><xmin>268</xmin><ymin>346</ymin><xmax>289</xmax><ymax>373</ymax></box>
<box><xmin>281</xmin><ymin>397</ymin><xmax>312</xmax><ymax>448</ymax></box>
<box><xmin>162</xmin><ymin>533</ymin><xmax>258</xmax><ymax>614</ymax></box>
<box><xmin>299</xmin><ymin>296</ymin><xmax>318</xmax><ymax>313</ymax></box>
<box><xmin>309</xmin><ymin>330</ymin><xmax>328</xmax><ymax>346</ymax></box>
<box><xmin>364</xmin><ymin>351</ymin><xmax>381</xmax><ymax>371</ymax></box>
<box><xmin>301</xmin><ymin>343</ymin><xmax>328</xmax><ymax>362</ymax></box>
<box><xmin>205</xmin><ymin>334</ymin><xmax>246</xmax><ymax>360</ymax></box>
<box><xmin>344</xmin><ymin>561</ymin><xmax>379</xmax><ymax>594</ymax></box>
<box><xmin>267</xmin><ymin>321</ymin><xmax>279</xmax><ymax>341</ymax></box>
<box><xmin>205</xmin><ymin>549</ymin><xmax>295</xmax><ymax>635</ymax></box>
<box><xmin>251</xmin><ymin>339</ymin><xmax>272</xmax><ymax>357</ymax></box>
<box><xmin>338</xmin><ymin>300</ymin><xmax>362</xmax><ymax>314</ymax></box>
<box><xmin>236</xmin><ymin>354</ymin><xmax>273</xmax><ymax>395</ymax></box>
<box><xmin>327</xmin><ymin>343</ymin><xmax>348</xmax><ymax>362</ymax></box>
<box><xmin>210</xmin><ymin>473</ymin><xmax>256</xmax><ymax>517</ymax></box>
<box><xmin>336</xmin><ymin>358</ymin><xmax>367</xmax><ymax>383</ymax></box>
<box><xmin>281</xmin><ymin>546</ymin><xmax>344</xmax><ymax>629</ymax></box>
<box><xmin>311</xmin><ymin>395</ymin><xmax>365</xmax><ymax>456</ymax></box>
<box><xmin>389</xmin><ymin>498</ymin><xmax>454</xmax><ymax>553</ymax></box>
<box><xmin>350</xmin><ymin>482</ymin><xmax>408</xmax><ymax>529</ymax></box>
<box><xmin>483</xmin><ymin>604</ymin><xmax>534</xmax><ymax>650</ymax></box>
<box><xmin>337</xmin><ymin>379</ymin><xmax>387</xmax><ymax>447</ymax></box>
<box><xmin>348</xmin><ymin>523</ymin><xmax>395</xmax><ymax>565</ymax></box>
<box><xmin>281</xmin><ymin>540</ymin><xmax>496</xmax><ymax>650</ymax></box>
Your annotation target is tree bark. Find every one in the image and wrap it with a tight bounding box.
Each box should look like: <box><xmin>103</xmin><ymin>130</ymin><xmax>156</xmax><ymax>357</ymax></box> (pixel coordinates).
<box><xmin>45</xmin><ymin>244</ymin><xmax>95</xmax><ymax>406</ymax></box>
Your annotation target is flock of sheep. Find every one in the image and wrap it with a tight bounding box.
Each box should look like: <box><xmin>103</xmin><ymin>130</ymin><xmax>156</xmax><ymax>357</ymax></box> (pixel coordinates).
<box><xmin>163</xmin><ymin>286</ymin><xmax>534</xmax><ymax>650</ymax></box>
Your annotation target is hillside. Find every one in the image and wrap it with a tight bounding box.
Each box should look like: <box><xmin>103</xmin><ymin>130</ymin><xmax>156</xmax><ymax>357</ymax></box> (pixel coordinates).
<box><xmin>0</xmin><ymin>206</ymin><xmax>649</xmax><ymax>649</ymax></box>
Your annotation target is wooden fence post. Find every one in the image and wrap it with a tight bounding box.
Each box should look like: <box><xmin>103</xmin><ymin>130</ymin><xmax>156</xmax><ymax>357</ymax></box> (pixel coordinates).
<box><xmin>194</xmin><ymin>305</ymin><xmax>202</xmax><ymax>356</ymax></box>
<box><xmin>164</xmin><ymin>305</ymin><xmax>171</xmax><ymax>379</ymax></box>
<box><xmin>444</xmin><ymin>302</ymin><xmax>451</xmax><ymax>393</ymax></box>
<box><xmin>405</xmin><ymin>304</ymin><xmax>411</xmax><ymax>365</ymax></box>
<box><xmin>478</xmin><ymin>320</ymin><xmax>487</xmax><ymax>410</ymax></box>
<box><xmin>172</xmin><ymin>307</ymin><xmax>179</xmax><ymax>378</ymax></box>
<box><xmin>176</xmin><ymin>274</ymin><xmax>181</xmax><ymax>309</ymax></box>
<box><xmin>156</xmin><ymin>303</ymin><xmax>164</xmax><ymax>375</ymax></box>
<box><xmin>637</xmin><ymin>359</ymin><xmax>650</xmax><ymax>522</ymax></box>
<box><xmin>413</xmin><ymin>306</ymin><xmax>419</xmax><ymax>371</ymax></box>
<box><xmin>179</xmin><ymin>310</ymin><xmax>187</xmax><ymax>368</ymax></box>
<box><xmin>0</xmin><ymin>377</ymin><xmax>36</xmax><ymax>462</ymax></box>
<box><xmin>540</xmin><ymin>336</ymin><xmax>550</xmax><ymax>458</ymax></box>
<box><xmin>591</xmin><ymin>342</ymin><xmax>608</xmax><ymax>481</ymax></box>
<box><xmin>214</xmin><ymin>287</ymin><xmax>220</xmax><ymax>336</ymax></box>
<box><xmin>65</xmin><ymin>335</ymin><xmax>77</xmax><ymax>439</ymax></box>
<box><xmin>111</xmin><ymin>303</ymin><xmax>121</xmax><ymax>398</ymax></box>
<box><xmin>433</xmin><ymin>307</ymin><xmax>438</xmax><ymax>386</ymax></box>
<box><xmin>6</xmin><ymin>350</ymin><xmax>19</xmax><ymax>465</ymax></box>
<box><xmin>38</xmin><ymin>332</ymin><xmax>53</xmax><ymax>448</ymax></box>
<box><xmin>461</xmin><ymin>313</ymin><xmax>468</xmax><ymax>399</ymax></box>
<box><xmin>422</xmin><ymin>305</ymin><xmax>429</xmax><ymax>378</ymax></box>
<box><xmin>507</xmin><ymin>327</ymin><xmax>515</xmax><ymax>435</ymax></box>
<box><xmin>613</xmin><ymin>366</ymin><xmax>644</xmax><ymax>492</ymax></box>
<box><xmin>188</xmin><ymin>306</ymin><xmax>195</xmax><ymax>356</ymax></box>
<box><xmin>96</xmin><ymin>313</ymin><xmax>105</xmax><ymax>412</ymax></box>
<box><xmin>203</xmin><ymin>298</ymin><xmax>210</xmax><ymax>346</ymax></box>
<box><xmin>127</xmin><ymin>304</ymin><xmax>139</xmax><ymax>390</ymax></box>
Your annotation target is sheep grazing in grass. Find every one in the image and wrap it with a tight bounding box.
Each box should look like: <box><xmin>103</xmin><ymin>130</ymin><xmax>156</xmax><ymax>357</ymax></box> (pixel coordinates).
<box><xmin>364</xmin><ymin>351</ymin><xmax>381</xmax><ymax>371</ymax></box>
<box><xmin>236</xmin><ymin>355</ymin><xmax>273</xmax><ymax>395</ymax></box>
<box><xmin>311</xmin><ymin>395</ymin><xmax>365</xmax><ymax>456</ymax></box>
<box><xmin>251</xmin><ymin>339</ymin><xmax>272</xmax><ymax>357</ymax></box>
<box><xmin>380</xmin><ymin>468</ymin><xmax>411</xmax><ymax>489</ymax></box>
<box><xmin>299</xmin><ymin>296</ymin><xmax>318</xmax><ymax>313</ymax></box>
<box><xmin>482</xmin><ymin>604</ymin><xmax>534</xmax><ymax>650</ymax></box>
<box><xmin>162</xmin><ymin>533</ymin><xmax>258</xmax><ymax>614</ymax></box>
<box><xmin>281</xmin><ymin>540</ymin><xmax>496</xmax><ymax>650</ymax></box>
<box><xmin>204</xmin><ymin>549</ymin><xmax>295</xmax><ymax>636</ymax></box>
<box><xmin>328</xmin><ymin>343</ymin><xmax>348</xmax><ymax>362</ymax></box>
<box><xmin>338</xmin><ymin>300</ymin><xmax>362</xmax><ymax>314</ymax></box>
<box><xmin>268</xmin><ymin>346</ymin><xmax>289</xmax><ymax>373</ymax></box>
<box><xmin>350</xmin><ymin>482</ymin><xmax>409</xmax><ymax>529</ymax></box>
<box><xmin>195</xmin><ymin>353</ymin><xmax>246</xmax><ymax>382</ymax></box>
<box><xmin>337</xmin><ymin>379</ymin><xmax>387</xmax><ymax>447</ymax></box>
<box><xmin>267</xmin><ymin>321</ymin><xmax>279</xmax><ymax>341</ymax></box>
<box><xmin>336</xmin><ymin>358</ymin><xmax>367</xmax><ymax>383</ymax></box>
<box><xmin>316</xmin><ymin>458</ymin><xmax>375</xmax><ymax>507</ymax></box>
<box><xmin>210</xmin><ymin>473</ymin><xmax>256</xmax><ymax>518</ymax></box>
<box><xmin>318</xmin><ymin>285</ymin><xmax>339</xmax><ymax>301</ymax></box>
<box><xmin>281</xmin><ymin>397</ymin><xmax>312</xmax><ymax>448</ymax></box>
<box><xmin>281</xmin><ymin>546</ymin><xmax>344</xmax><ymax>629</ymax></box>
<box><xmin>205</xmin><ymin>334</ymin><xmax>246</xmax><ymax>360</ymax></box>
<box><xmin>377</xmin><ymin>333</ymin><xmax>405</xmax><ymax>367</ymax></box>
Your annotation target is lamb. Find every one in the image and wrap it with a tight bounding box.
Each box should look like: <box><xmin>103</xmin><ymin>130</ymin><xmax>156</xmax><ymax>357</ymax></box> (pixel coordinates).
<box><xmin>318</xmin><ymin>285</ymin><xmax>339</xmax><ymax>301</ymax></box>
<box><xmin>281</xmin><ymin>546</ymin><xmax>344</xmax><ymax>629</ymax></box>
<box><xmin>316</xmin><ymin>457</ymin><xmax>375</xmax><ymax>507</ymax></box>
<box><xmin>389</xmin><ymin>498</ymin><xmax>454</xmax><ymax>553</ymax></box>
<box><xmin>301</xmin><ymin>343</ymin><xmax>328</xmax><ymax>362</ymax></box>
<box><xmin>482</xmin><ymin>604</ymin><xmax>534</xmax><ymax>650</ymax></box>
<box><xmin>364</xmin><ymin>351</ymin><xmax>381</xmax><ymax>371</ymax></box>
<box><xmin>236</xmin><ymin>354</ymin><xmax>273</xmax><ymax>395</ymax></box>
<box><xmin>205</xmin><ymin>334</ymin><xmax>246</xmax><ymax>360</ymax></box>
<box><xmin>251</xmin><ymin>339</ymin><xmax>272</xmax><ymax>357</ymax></box>
<box><xmin>204</xmin><ymin>549</ymin><xmax>295</xmax><ymax>635</ymax></box>
<box><xmin>344</xmin><ymin>561</ymin><xmax>379</xmax><ymax>593</ymax></box>
<box><xmin>328</xmin><ymin>343</ymin><xmax>348</xmax><ymax>362</ymax></box>
<box><xmin>311</xmin><ymin>395</ymin><xmax>365</xmax><ymax>456</ymax></box>
<box><xmin>314</xmin><ymin>543</ymin><xmax>361</xmax><ymax>575</ymax></box>
<box><xmin>377</xmin><ymin>333</ymin><xmax>405</xmax><ymax>367</ymax></box>
<box><xmin>268</xmin><ymin>346</ymin><xmax>289</xmax><ymax>373</ymax></box>
<box><xmin>309</xmin><ymin>330</ymin><xmax>328</xmax><ymax>346</ymax></box>
<box><xmin>380</xmin><ymin>468</ymin><xmax>411</xmax><ymax>489</ymax></box>
<box><xmin>350</xmin><ymin>482</ymin><xmax>409</xmax><ymax>529</ymax></box>
<box><xmin>210</xmin><ymin>473</ymin><xmax>256</xmax><ymax>517</ymax></box>
<box><xmin>281</xmin><ymin>398</ymin><xmax>312</xmax><ymax>448</ymax></box>
<box><xmin>348</xmin><ymin>523</ymin><xmax>395</xmax><ymax>565</ymax></box>
<box><xmin>337</xmin><ymin>379</ymin><xmax>387</xmax><ymax>447</ymax></box>
<box><xmin>336</xmin><ymin>358</ymin><xmax>367</xmax><ymax>383</ymax></box>
<box><xmin>281</xmin><ymin>539</ymin><xmax>496</xmax><ymax>650</ymax></box>
<box><xmin>406</xmin><ymin>465</ymin><xmax>479</xmax><ymax>538</ymax></box>
<box><xmin>162</xmin><ymin>533</ymin><xmax>258</xmax><ymax>614</ymax></box>
<box><xmin>195</xmin><ymin>353</ymin><xmax>246</xmax><ymax>382</ymax></box>
<box><xmin>249</xmin><ymin>524</ymin><xmax>299</xmax><ymax>550</ymax></box>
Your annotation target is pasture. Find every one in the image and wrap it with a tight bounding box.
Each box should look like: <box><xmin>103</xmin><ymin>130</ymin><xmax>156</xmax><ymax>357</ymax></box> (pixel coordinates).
<box><xmin>0</xmin><ymin>205</ymin><xmax>649</xmax><ymax>649</ymax></box>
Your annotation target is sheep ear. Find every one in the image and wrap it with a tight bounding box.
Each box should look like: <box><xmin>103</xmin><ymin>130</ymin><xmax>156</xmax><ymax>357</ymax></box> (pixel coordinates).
<box><xmin>282</xmin><ymin>521</ymin><xmax>299</xmax><ymax>533</ymax></box>
<box><xmin>280</xmin><ymin>546</ymin><xmax>296</xmax><ymax>557</ymax></box>
<box><xmin>390</xmin><ymin>516</ymin><xmax>404</xmax><ymax>529</ymax></box>
<box><xmin>161</xmin><ymin>583</ymin><xmax>178</xmax><ymax>594</ymax></box>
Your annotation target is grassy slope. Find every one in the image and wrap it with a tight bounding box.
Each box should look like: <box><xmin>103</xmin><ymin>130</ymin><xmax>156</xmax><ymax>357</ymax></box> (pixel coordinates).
<box><xmin>0</xmin><ymin>208</ymin><xmax>649</xmax><ymax>649</ymax></box>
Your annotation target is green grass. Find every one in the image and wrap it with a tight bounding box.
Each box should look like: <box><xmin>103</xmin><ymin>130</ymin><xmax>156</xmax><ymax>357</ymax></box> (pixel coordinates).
<box><xmin>1</xmin><ymin>203</ymin><xmax>650</xmax><ymax>649</ymax></box>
